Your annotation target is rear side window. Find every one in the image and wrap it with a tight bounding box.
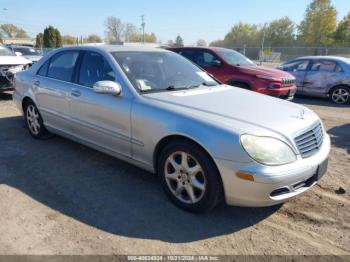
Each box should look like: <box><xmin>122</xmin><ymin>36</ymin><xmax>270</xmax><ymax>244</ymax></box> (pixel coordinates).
<box><xmin>47</xmin><ymin>51</ymin><xmax>79</xmax><ymax>82</ymax></box>
<box><xmin>78</xmin><ymin>51</ymin><xmax>115</xmax><ymax>88</ymax></box>
<box><xmin>311</xmin><ymin>60</ymin><xmax>338</xmax><ymax>72</ymax></box>
<box><xmin>37</xmin><ymin>60</ymin><xmax>50</xmax><ymax>76</ymax></box>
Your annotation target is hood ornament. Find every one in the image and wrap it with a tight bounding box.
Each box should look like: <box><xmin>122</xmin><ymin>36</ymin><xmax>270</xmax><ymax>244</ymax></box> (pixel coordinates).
<box><xmin>293</xmin><ymin>109</ymin><xmax>305</xmax><ymax>120</ymax></box>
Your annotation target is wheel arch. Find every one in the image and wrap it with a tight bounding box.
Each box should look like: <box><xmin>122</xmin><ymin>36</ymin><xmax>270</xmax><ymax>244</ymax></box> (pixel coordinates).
<box><xmin>328</xmin><ymin>84</ymin><xmax>350</xmax><ymax>95</ymax></box>
<box><xmin>22</xmin><ymin>96</ymin><xmax>34</xmax><ymax>112</ymax></box>
<box><xmin>153</xmin><ymin>134</ymin><xmax>224</xmax><ymax>191</ymax></box>
<box><xmin>229</xmin><ymin>79</ymin><xmax>252</xmax><ymax>90</ymax></box>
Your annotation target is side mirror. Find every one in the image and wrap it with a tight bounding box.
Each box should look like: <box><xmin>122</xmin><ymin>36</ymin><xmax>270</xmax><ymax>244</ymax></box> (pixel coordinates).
<box><xmin>93</xmin><ymin>81</ymin><xmax>122</xmax><ymax>96</ymax></box>
<box><xmin>211</xmin><ymin>60</ymin><xmax>222</xmax><ymax>67</ymax></box>
<box><xmin>15</xmin><ymin>51</ymin><xmax>23</xmax><ymax>56</ymax></box>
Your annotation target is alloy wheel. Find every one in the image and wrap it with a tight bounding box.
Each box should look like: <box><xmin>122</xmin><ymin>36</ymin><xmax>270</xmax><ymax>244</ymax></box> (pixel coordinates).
<box><xmin>164</xmin><ymin>151</ymin><xmax>206</xmax><ymax>204</ymax></box>
<box><xmin>26</xmin><ymin>104</ymin><xmax>41</xmax><ymax>135</ymax></box>
<box><xmin>332</xmin><ymin>88</ymin><xmax>349</xmax><ymax>104</ymax></box>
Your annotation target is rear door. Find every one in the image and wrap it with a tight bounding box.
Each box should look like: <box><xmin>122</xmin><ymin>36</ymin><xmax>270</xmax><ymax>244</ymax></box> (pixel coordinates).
<box><xmin>34</xmin><ymin>50</ymin><xmax>79</xmax><ymax>134</ymax></box>
<box><xmin>69</xmin><ymin>51</ymin><xmax>132</xmax><ymax>157</ymax></box>
<box><xmin>303</xmin><ymin>59</ymin><xmax>342</xmax><ymax>96</ymax></box>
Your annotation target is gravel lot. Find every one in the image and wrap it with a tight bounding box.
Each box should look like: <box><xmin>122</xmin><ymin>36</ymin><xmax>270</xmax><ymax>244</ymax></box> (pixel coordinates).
<box><xmin>0</xmin><ymin>93</ymin><xmax>349</xmax><ymax>255</ymax></box>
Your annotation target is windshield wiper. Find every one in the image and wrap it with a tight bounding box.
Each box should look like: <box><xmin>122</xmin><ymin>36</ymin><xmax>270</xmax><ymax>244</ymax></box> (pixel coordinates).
<box><xmin>166</xmin><ymin>84</ymin><xmax>201</xmax><ymax>91</ymax></box>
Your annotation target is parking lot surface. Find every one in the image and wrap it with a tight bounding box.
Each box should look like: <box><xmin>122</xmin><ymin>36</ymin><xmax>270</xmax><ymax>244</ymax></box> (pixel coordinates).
<box><xmin>0</xmin><ymin>93</ymin><xmax>349</xmax><ymax>255</ymax></box>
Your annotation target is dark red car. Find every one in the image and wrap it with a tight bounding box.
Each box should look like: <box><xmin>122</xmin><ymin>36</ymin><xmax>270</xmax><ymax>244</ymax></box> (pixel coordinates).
<box><xmin>169</xmin><ymin>47</ymin><xmax>297</xmax><ymax>100</ymax></box>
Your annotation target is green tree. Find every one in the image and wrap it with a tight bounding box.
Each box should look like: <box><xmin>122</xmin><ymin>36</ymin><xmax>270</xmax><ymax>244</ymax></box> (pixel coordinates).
<box><xmin>298</xmin><ymin>0</ymin><xmax>337</xmax><ymax>46</ymax></box>
<box><xmin>43</xmin><ymin>26</ymin><xmax>57</xmax><ymax>48</ymax></box>
<box><xmin>35</xmin><ymin>33</ymin><xmax>44</xmax><ymax>48</ymax></box>
<box><xmin>124</xmin><ymin>23</ymin><xmax>137</xmax><ymax>42</ymax></box>
<box><xmin>62</xmin><ymin>35</ymin><xmax>76</xmax><ymax>45</ymax></box>
<box><xmin>174</xmin><ymin>34</ymin><xmax>184</xmax><ymax>47</ymax></box>
<box><xmin>334</xmin><ymin>12</ymin><xmax>350</xmax><ymax>45</ymax></box>
<box><xmin>0</xmin><ymin>23</ymin><xmax>29</xmax><ymax>38</ymax></box>
<box><xmin>129</xmin><ymin>32</ymin><xmax>157</xmax><ymax>43</ymax></box>
<box><xmin>55</xmin><ymin>28</ymin><xmax>62</xmax><ymax>47</ymax></box>
<box><xmin>222</xmin><ymin>22</ymin><xmax>260</xmax><ymax>47</ymax></box>
<box><xmin>265</xmin><ymin>17</ymin><xmax>295</xmax><ymax>46</ymax></box>
<box><xmin>196</xmin><ymin>39</ymin><xmax>207</xmax><ymax>47</ymax></box>
<box><xmin>85</xmin><ymin>34</ymin><xmax>103</xmax><ymax>43</ymax></box>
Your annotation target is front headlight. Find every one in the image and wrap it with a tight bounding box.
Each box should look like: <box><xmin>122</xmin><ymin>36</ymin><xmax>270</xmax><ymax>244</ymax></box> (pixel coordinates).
<box><xmin>240</xmin><ymin>134</ymin><xmax>297</xmax><ymax>166</ymax></box>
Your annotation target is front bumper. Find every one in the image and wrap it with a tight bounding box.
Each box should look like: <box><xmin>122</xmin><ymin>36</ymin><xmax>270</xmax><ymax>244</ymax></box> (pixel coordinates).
<box><xmin>265</xmin><ymin>85</ymin><xmax>297</xmax><ymax>100</ymax></box>
<box><xmin>216</xmin><ymin>134</ymin><xmax>331</xmax><ymax>207</ymax></box>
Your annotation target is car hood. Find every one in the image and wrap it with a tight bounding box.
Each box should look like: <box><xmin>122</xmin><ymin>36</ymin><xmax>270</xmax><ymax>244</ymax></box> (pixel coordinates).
<box><xmin>144</xmin><ymin>85</ymin><xmax>319</xmax><ymax>141</ymax></box>
<box><xmin>23</xmin><ymin>55</ymin><xmax>42</xmax><ymax>62</ymax></box>
<box><xmin>237</xmin><ymin>65</ymin><xmax>294</xmax><ymax>78</ymax></box>
<box><xmin>0</xmin><ymin>55</ymin><xmax>32</xmax><ymax>65</ymax></box>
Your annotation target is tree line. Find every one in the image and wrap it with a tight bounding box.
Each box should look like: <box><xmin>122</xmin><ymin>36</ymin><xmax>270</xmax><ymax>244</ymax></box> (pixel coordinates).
<box><xmin>210</xmin><ymin>0</ymin><xmax>350</xmax><ymax>48</ymax></box>
<box><xmin>1</xmin><ymin>0</ymin><xmax>349</xmax><ymax>48</ymax></box>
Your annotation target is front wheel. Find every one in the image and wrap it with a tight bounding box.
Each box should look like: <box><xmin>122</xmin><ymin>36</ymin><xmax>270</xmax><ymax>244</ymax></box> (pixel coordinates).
<box><xmin>24</xmin><ymin>100</ymin><xmax>48</xmax><ymax>139</ymax></box>
<box><xmin>158</xmin><ymin>140</ymin><xmax>223</xmax><ymax>213</ymax></box>
<box><xmin>330</xmin><ymin>86</ymin><xmax>350</xmax><ymax>104</ymax></box>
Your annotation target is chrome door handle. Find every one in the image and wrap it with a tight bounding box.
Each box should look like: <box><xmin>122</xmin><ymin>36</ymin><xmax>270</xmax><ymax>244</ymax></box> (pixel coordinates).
<box><xmin>71</xmin><ymin>90</ymin><xmax>81</xmax><ymax>97</ymax></box>
<box><xmin>33</xmin><ymin>79</ymin><xmax>40</xmax><ymax>86</ymax></box>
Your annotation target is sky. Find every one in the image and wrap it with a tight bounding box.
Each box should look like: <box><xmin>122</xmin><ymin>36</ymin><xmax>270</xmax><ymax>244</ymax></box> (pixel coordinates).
<box><xmin>0</xmin><ymin>0</ymin><xmax>349</xmax><ymax>45</ymax></box>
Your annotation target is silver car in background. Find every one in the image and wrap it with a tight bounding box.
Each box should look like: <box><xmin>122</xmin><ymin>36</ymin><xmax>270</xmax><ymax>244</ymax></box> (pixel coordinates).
<box><xmin>278</xmin><ymin>56</ymin><xmax>350</xmax><ymax>104</ymax></box>
<box><xmin>13</xmin><ymin>46</ymin><xmax>330</xmax><ymax>212</ymax></box>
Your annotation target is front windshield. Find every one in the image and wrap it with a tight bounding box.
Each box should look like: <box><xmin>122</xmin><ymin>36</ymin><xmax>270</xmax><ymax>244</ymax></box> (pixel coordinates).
<box><xmin>217</xmin><ymin>49</ymin><xmax>255</xmax><ymax>67</ymax></box>
<box><xmin>14</xmin><ymin>47</ymin><xmax>41</xmax><ymax>56</ymax></box>
<box><xmin>111</xmin><ymin>51</ymin><xmax>219</xmax><ymax>92</ymax></box>
<box><xmin>0</xmin><ymin>46</ymin><xmax>15</xmax><ymax>56</ymax></box>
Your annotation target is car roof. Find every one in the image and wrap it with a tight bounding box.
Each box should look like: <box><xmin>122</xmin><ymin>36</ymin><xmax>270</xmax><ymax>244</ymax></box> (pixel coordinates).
<box><xmin>294</xmin><ymin>56</ymin><xmax>350</xmax><ymax>62</ymax></box>
<box><xmin>168</xmin><ymin>46</ymin><xmax>230</xmax><ymax>52</ymax></box>
<box><xmin>55</xmin><ymin>45</ymin><xmax>170</xmax><ymax>53</ymax></box>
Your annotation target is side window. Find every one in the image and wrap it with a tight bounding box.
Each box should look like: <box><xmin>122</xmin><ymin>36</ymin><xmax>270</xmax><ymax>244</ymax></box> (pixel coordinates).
<box><xmin>78</xmin><ymin>52</ymin><xmax>115</xmax><ymax>88</ymax></box>
<box><xmin>203</xmin><ymin>52</ymin><xmax>215</xmax><ymax>65</ymax></box>
<box><xmin>37</xmin><ymin>60</ymin><xmax>50</xmax><ymax>76</ymax></box>
<box><xmin>47</xmin><ymin>51</ymin><xmax>79</xmax><ymax>82</ymax></box>
<box><xmin>311</xmin><ymin>60</ymin><xmax>337</xmax><ymax>72</ymax></box>
<box><xmin>283</xmin><ymin>60</ymin><xmax>309</xmax><ymax>72</ymax></box>
<box><xmin>178</xmin><ymin>51</ymin><xmax>196</xmax><ymax>63</ymax></box>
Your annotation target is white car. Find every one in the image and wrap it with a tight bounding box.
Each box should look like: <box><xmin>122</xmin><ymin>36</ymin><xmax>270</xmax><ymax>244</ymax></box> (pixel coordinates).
<box><xmin>8</xmin><ymin>45</ymin><xmax>43</xmax><ymax>63</ymax></box>
<box><xmin>0</xmin><ymin>45</ymin><xmax>32</xmax><ymax>92</ymax></box>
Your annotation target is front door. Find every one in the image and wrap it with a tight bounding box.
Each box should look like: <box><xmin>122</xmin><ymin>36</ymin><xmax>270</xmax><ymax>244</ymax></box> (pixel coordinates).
<box><xmin>282</xmin><ymin>59</ymin><xmax>309</xmax><ymax>94</ymax></box>
<box><xmin>69</xmin><ymin>51</ymin><xmax>132</xmax><ymax>157</ymax></box>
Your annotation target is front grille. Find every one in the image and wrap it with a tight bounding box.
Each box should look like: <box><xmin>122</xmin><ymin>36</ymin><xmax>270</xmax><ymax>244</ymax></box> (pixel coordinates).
<box><xmin>281</xmin><ymin>78</ymin><xmax>296</xmax><ymax>86</ymax></box>
<box><xmin>294</xmin><ymin>122</ymin><xmax>324</xmax><ymax>158</ymax></box>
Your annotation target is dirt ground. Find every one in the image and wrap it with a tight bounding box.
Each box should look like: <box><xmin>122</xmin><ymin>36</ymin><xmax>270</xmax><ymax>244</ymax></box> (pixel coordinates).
<box><xmin>0</xmin><ymin>93</ymin><xmax>349</xmax><ymax>256</ymax></box>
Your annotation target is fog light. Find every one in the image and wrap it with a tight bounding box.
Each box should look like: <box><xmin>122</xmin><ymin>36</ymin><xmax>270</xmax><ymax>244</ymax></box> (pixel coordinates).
<box><xmin>236</xmin><ymin>171</ymin><xmax>254</xmax><ymax>181</ymax></box>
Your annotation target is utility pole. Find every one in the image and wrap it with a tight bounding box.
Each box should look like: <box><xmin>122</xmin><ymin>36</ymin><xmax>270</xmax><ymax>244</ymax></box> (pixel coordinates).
<box><xmin>140</xmin><ymin>15</ymin><xmax>145</xmax><ymax>44</ymax></box>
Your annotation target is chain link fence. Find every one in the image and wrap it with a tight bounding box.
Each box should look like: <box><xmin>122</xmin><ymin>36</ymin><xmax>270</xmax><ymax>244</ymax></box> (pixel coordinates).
<box><xmin>230</xmin><ymin>46</ymin><xmax>350</xmax><ymax>63</ymax></box>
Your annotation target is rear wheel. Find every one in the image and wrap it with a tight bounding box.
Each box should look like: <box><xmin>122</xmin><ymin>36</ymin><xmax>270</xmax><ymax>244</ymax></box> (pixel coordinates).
<box><xmin>24</xmin><ymin>100</ymin><xmax>48</xmax><ymax>139</ymax></box>
<box><xmin>158</xmin><ymin>140</ymin><xmax>223</xmax><ymax>213</ymax></box>
<box><xmin>330</xmin><ymin>86</ymin><xmax>350</xmax><ymax>104</ymax></box>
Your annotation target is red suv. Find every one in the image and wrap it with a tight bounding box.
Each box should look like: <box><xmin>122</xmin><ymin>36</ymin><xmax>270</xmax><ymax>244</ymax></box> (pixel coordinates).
<box><xmin>169</xmin><ymin>47</ymin><xmax>297</xmax><ymax>100</ymax></box>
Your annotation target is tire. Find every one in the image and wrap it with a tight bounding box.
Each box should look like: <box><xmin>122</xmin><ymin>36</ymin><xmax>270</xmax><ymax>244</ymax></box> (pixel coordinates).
<box><xmin>24</xmin><ymin>100</ymin><xmax>48</xmax><ymax>139</ymax></box>
<box><xmin>157</xmin><ymin>140</ymin><xmax>223</xmax><ymax>213</ymax></box>
<box><xmin>330</xmin><ymin>86</ymin><xmax>350</xmax><ymax>104</ymax></box>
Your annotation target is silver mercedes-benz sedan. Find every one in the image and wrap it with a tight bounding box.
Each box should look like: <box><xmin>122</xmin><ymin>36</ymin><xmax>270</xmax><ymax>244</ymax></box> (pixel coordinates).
<box><xmin>13</xmin><ymin>45</ymin><xmax>330</xmax><ymax>212</ymax></box>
